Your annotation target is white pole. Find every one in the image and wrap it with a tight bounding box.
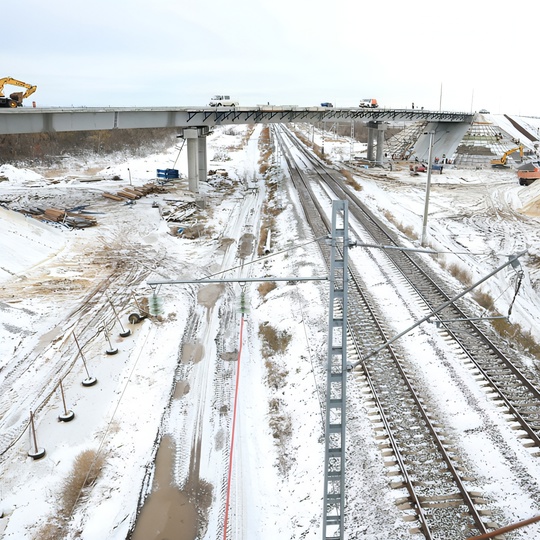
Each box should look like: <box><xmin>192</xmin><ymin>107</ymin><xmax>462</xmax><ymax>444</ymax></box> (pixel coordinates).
<box><xmin>421</xmin><ymin>131</ymin><xmax>435</xmax><ymax>246</ymax></box>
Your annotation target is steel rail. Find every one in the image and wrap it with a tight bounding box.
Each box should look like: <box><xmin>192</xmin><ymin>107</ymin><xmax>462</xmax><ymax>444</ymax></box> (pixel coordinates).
<box><xmin>274</xmin><ymin>125</ymin><xmax>490</xmax><ymax>538</ymax></box>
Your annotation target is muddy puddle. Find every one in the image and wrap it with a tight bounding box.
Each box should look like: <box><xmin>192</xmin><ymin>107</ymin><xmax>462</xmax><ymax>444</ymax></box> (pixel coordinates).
<box><xmin>181</xmin><ymin>342</ymin><xmax>204</xmax><ymax>364</ymax></box>
<box><xmin>131</xmin><ymin>435</ymin><xmax>197</xmax><ymax>540</ymax></box>
<box><xmin>197</xmin><ymin>283</ymin><xmax>224</xmax><ymax>309</ymax></box>
<box><xmin>173</xmin><ymin>380</ymin><xmax>190</xmax><ymax>399</ymax></box>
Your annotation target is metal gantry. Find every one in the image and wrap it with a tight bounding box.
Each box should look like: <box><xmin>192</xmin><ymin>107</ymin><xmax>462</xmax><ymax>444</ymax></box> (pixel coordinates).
<box><xmin>323</xmin><ymin>200</ymin><xmax>350</xmax><ymax>540</ymax></box>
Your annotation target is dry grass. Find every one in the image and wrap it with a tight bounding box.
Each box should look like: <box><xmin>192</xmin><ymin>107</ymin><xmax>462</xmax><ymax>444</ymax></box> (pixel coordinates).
<box><xmin>446</xmin><ymin>262</ymin><xmax>473</xmax><ymax>286</ymax></box>
<box><xmin>258</xmin><ymin>281</ymin><xmax>277</xmax><ymax>298</ymax></box>
<box><xmin>61</xmin><ymin>449</ymin><xmax>105</xmax><ymax>515</ymax></box>
<box><xmin>258</xmin><ymin>126</ymin><xmax>273</xmax><ymax>175</ymax></box>
<box><xmin>33</xmin><ymin>522</ymin><xmax>64</xmax><ymax>540</ymax></box>
<box><xmin>34</xmin><ymin>449</ymin><xmax>105</xmax><ymax>540</ymax></box>
<box><xmin>259</xmin><ymin>162</ymin><xmax>270</xmax><ymax>175</ymax></box>
<box><xmin>472</xmin><ymin>290</ymin><xmax>494</xmax><ymax>310</ymax></box>
<box><xmin>264</xmin><ymin>359</ymin><xmax>293</xmax><ymax>474</ymax></box>
<box><xmin>490</xmin><ymin>317</ymin><xmax>540</xmax><ymax>356</ymax></box>
<box><xmin>340</xmin><ymin>169</ymin><xmax>362</xmax><ymax>191</ymax></box>
<box><xmin>382</xmin><ymin>210</ymin><xmax>419</xmax><ymax>241</ymax></box>
<box><xmin>292</xmin><ymin>128</ymin><xmax>332</xmax><ymax>164</ymax></box>
<box><xmin>259</xmin><ymin>323</ymin><xmax>292</xmax><ymax>357</ymax></box>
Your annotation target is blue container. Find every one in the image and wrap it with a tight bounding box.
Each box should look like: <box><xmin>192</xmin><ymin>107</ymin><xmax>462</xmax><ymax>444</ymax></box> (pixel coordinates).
<box><xmin>157</xmin><ymin>168</ymin><xmax>179</xmax><ymax>179</ymax></box>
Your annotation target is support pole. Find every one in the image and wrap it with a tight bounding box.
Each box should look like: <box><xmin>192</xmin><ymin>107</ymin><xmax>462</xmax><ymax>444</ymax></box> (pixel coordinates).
<box><xmin>421</xmin><ymin>130</ymin><xmax>435</xmax><ymax>246</ymax></box>
<box><xmin>73</xmin><ymin>333</ymin><xmax>98</xmax><ymax>386</ymax></box>
<box><xmin>107</xmin><ymin>296</ymin><xmax>131</xmax><ymax>337</ymax></box>
<box><xmin>103</xmin><ymin>324</ymin><xmax>119</xmax><ymax>356</ymax></box>
<box><xmin>28</xmin><ymin>411</ymin><xmax>45</xmax><ymax>460</ymax></box>
<box><xmin>58</xmin><ymin>379</ymin><xmax>75</xmax><ymax>422</ymax></box>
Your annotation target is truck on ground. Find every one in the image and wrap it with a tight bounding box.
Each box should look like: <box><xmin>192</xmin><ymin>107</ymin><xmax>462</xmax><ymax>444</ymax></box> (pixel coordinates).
<box><xmin>209</xmin><ymin>95</ymin><xmax>239</xmax><ymax>107</ymax></box>
<box><xmin>517</xmin><ymin>162</ymin><xmax>540</xmax><ymax>186</ymax></box>
<box><xmin>359</xmin><ymin>98</ymin><xmax>378</xmax><ymax>108</ymax></box>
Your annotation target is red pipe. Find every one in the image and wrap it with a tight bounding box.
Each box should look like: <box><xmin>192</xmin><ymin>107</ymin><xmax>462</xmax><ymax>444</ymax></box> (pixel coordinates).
<box><xmin>222</xmin><ymin>314</ymin><xmax>245</xmax><ymax>540</ymax></box>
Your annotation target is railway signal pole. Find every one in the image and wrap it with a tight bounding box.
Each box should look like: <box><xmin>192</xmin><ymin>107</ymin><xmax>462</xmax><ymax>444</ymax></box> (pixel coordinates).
<box><xmin>322</xmin><ymin>200</ymin><xmax>350</xmax><ymax>540</ymax></box>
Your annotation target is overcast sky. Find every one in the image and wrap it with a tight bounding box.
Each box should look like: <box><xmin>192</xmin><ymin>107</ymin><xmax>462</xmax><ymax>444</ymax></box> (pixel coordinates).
<box><xmin>5</xmin><ymin>0</ymin><xmax>539</xmax><ymax>116</ymax></box>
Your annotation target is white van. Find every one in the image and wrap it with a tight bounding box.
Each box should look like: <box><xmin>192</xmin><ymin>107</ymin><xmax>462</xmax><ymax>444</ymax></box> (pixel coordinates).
<box><xmin>209</xmin><ymin>95</ymin><xmax>239</xmax><ymax>107</ymax></box>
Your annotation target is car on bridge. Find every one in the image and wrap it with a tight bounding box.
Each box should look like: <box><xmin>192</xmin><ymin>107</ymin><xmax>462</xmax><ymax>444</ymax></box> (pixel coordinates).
<box><xmin>209</xmin><ymin>95</ymin><xmax>239</xmax><ymax>107</ymax></box>
<box><xmin>320</xmin><ymin>102</ymin><xmax>333</xmax><ymax>107</ymax></box>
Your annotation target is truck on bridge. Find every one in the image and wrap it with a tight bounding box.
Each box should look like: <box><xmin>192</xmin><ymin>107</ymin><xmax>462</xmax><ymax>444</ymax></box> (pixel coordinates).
<box><xmin>359</xmin><ymin>98</ymin><xmax>378</xmax><ymax>108</ymax></box>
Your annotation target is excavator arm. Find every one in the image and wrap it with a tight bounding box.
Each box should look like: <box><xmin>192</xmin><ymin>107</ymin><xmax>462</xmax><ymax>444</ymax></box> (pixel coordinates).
<box><xmin>491</xmin><ymin>146</ymin><xmax>524</xmax><ymax>167</ymax></box>
<box><xmin>0</xmin><ymin>77</ymin><xmax>37</xmax><ymax>107</ymax></box>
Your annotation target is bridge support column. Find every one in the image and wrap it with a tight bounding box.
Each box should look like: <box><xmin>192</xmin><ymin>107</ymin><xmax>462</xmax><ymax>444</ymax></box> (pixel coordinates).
<box><xmin>367</xmin><ymin>122</ymin><xmax>387</xmax><ymax>166</ymax></box>
<box><xmin>367</xmin><ymin>125</ymin><xmax>375</xmax><ymax>163</ymax></box>
<box><xmin>375</xmin><ymin>123</ymin><xmax>387</xmax><ymax>166</ymax></box>
<box><xmin>198</xmin><ymin>134</ymin><xmax>208</xmax><ymax>182</ymax></box>
<box><xmin>178</xmin><ymin>126</ymin><xmax>210</xmax><ymax>193</ymax></box>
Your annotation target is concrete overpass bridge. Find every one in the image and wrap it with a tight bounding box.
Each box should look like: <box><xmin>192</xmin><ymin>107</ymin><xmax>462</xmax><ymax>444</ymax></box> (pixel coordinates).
<box><xmin>0</xmin><ymin>106</ymin><xmax>475</xmax><ymax>191</ymax></box>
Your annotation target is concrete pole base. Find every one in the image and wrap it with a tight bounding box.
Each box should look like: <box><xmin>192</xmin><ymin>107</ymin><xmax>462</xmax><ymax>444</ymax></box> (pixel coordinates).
<box><xmin>28</xmin><ymin>448</ymin><xmax>46</xmax><ymax>460</ymax></box>
<box><xmin>82</xmin><ymin>376</ymin><xmax>98</xmax><ymax>387</ymax></box>
<box><xmin>58</xmin><ymin>410</ymin><xmax>75</xmax><ymax>422</ymax></box>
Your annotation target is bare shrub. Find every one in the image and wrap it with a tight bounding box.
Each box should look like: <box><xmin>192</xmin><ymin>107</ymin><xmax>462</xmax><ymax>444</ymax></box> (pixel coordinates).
<box><xmin>258</xmin><ymin>281</ymin><xmax>277</xmax><ymax>298</ymax></box>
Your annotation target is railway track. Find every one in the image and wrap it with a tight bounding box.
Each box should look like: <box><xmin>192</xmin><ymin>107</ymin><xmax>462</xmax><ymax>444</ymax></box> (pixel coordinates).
<box><xmin>273</xmin><ymin>124</ymin><xmax>540</xmax><ymax>538</ymax></box>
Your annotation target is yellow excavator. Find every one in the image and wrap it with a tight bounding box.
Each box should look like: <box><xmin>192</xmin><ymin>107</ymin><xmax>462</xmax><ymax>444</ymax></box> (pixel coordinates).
<box><xmin>490</xmin><ymin>145</ymin><xmax>524</xmax><ymax>168</ymax></box>
<box><xmin>0</xmin><ymin>77</ymin><xmax>37</xmax><ymax>108</ymax></box>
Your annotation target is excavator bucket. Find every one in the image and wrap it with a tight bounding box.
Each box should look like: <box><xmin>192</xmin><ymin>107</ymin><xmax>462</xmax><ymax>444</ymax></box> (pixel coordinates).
<box><xmin>9</xmin><ymin>92</ymin><xmax>23</xmax><ymax>104</ymax></box>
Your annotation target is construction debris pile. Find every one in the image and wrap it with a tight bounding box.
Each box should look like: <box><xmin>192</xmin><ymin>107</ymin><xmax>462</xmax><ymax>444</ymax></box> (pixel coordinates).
<box><xmin>20</xmin><ymin>207</ymin><xmax>97</xmax><ymax>228</ymax></box>
<box><xmin>102</xmin><ymin>183</ymin><xmax>164</xmax><ymax>202</ymax></box>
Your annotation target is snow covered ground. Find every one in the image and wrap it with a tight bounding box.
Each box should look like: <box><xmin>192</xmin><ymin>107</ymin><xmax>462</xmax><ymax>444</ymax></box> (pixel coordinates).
<box><xmin>0</xmin><ymin>120</ymin><xmax>540</xmax><ymax>539</ymax></box>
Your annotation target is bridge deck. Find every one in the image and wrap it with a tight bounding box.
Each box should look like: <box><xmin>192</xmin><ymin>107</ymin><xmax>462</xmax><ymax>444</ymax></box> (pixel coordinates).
<box><xmin>0</xmin><ymin>106</ymin><xmax>474</xmax><ymax>135</ymax></box>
